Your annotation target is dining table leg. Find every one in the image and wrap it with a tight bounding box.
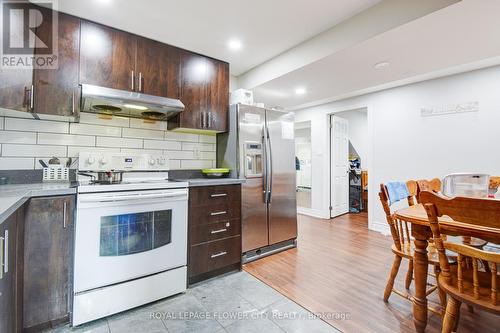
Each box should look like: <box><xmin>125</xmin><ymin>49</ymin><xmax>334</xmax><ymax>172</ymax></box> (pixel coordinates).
<box><xmin>412</xmin><ymin>224</ymin><xmax>432</xmax><ymax>333</ymax></box>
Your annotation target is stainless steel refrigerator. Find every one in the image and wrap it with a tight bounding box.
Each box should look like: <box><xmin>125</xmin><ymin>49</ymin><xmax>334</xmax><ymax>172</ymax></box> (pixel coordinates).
<box><xmin>217</xmin><ymin>104</ymin><xmax>297</xmax><ymax>262</ymax></box>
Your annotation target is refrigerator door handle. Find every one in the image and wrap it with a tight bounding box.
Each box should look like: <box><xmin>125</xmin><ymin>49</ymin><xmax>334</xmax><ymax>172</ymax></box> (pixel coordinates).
<box><xmin>262</xmin><ymin>126</ymin><xmax>268</xmax><ymax>203</ymax></box>
<box><xmin>266</xmin><ymin>125</ymin><xmax>273</xmax><ymax>203</ymax></box>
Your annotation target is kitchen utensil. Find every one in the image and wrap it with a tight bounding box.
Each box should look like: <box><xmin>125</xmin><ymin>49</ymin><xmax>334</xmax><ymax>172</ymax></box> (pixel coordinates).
<box><xmin>66</xmin><ymin>157</ymin><xmax>72</xmax><ymax>168</ymax></box>
<box><xmin>39</xmin><ymin>159</ymin><xmax>49</xmax><ymax>168</ymax></box>
<box><xmin>48</xmin><ymin>157</ymin><xmax>61</xmax><ymax>165</ymax></box>
<box><xmin>201</xmin><ymin>168</ymin><xmax>230</xmax><ymax>178</ymax></box>
<box><xmin>96</xmin><ymin>171</ymin><xmax>124</xmax><ymax>184</ymax></box>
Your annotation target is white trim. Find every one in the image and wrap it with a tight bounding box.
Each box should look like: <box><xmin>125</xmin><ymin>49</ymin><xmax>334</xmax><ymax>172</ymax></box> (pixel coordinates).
<box><xmin>297</xmin><ymin>207</ymin><xmax>330</xmax><ymax>219</ymax></box>
<box><xmin>369</xmin><ymin>220</ymin><xmax>390</xmax><ymax>236</ymax></box>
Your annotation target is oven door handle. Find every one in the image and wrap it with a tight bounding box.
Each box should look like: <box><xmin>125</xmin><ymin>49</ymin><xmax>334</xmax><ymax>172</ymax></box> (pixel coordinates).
<box><xmin>79</xmin><ymin>191</ymin><xmax>187</xmax><ymax>203</ymax></box>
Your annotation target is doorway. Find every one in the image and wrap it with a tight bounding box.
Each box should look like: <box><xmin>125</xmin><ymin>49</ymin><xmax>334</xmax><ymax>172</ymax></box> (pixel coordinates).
<box><xmin>295</xmin><ymin>121</ymin><xmax>312</xmax><ymax>209</ymax></box>
<box><xmin>330</xmin><ymin>108</ymin><xmax>368</xmax><ymax>218</ymax></box>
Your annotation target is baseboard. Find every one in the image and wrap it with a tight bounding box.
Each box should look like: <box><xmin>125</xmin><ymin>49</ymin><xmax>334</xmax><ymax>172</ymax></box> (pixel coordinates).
<box><xmin>297</xmin><ymin>207</ymin><xmax>330</xmax><ymax>219</ymax></box>
<box><xmin>369</xmin><ymin>220</ymin><xmax>390</xmax><ymax>235</ymax></box>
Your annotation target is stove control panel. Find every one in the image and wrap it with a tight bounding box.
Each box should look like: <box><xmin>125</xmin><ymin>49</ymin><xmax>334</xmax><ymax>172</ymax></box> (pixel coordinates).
<box><xmin>78</xmin><ymin>152</ymin><xmax>170</xmax><ymax>171</ymax></box>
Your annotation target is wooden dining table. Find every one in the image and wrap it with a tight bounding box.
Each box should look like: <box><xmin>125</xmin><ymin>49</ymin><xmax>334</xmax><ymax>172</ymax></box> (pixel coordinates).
<box><xmin>394</xmin><ymin>203</ymin><xmax>500</xmax><ymax>333</ymax></box>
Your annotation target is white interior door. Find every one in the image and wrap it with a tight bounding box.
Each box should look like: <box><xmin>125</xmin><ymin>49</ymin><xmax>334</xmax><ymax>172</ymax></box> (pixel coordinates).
<box><xmin>330</xmin><ymin>115</ymin><xmax>349</xmax><ymax>217</ymax></box>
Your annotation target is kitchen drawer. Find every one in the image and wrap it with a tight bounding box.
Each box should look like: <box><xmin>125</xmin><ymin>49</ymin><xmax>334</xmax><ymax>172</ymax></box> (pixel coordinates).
<box><xmin>189</xmin><ymin>236</ymin><xmax>241</xmax><ymax>277</ymax></box>
<box><xmin>190</xmin><ymin>202</ymin><xmax>240</xmax><ymax>226</ymax></box>
<box><xmin>189</xmin><ymin>185</ymin><xmax>241</xmax><ymax>207</ymax></box>
<box><xmin>190</xmin><ymin>219</ymin><xmax>240</xmax><ymax>245</ymax></box>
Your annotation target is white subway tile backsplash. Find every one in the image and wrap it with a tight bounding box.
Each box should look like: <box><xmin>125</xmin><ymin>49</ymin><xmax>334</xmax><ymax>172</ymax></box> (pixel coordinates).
<box><xmin>2</xmin><ymin>144</ymin><xmax>67</xmax><ymax>157</ymax></box>
<box><xmin>120</xmin><ymin>148</ymin><xmax>164</xmax><ymax>155</ymax></box>
<box><xmin>0</xmin><ymin>131</ymin><xmax>36</xmax><ymax>144</ymax></box>
<box><xmin>168</xmin><ymin>159</ymin><xmax>181</xmax><ymax>169</ymax></box>
<box><xmin>181</xmin><ymin>142</ymin><xmax>215</xmax><ymax>151</ymax></box>
<box><xmin>96</xmin><ymin>136</ymin><xmax>142</xmax><ymax>148</ymax></box>
<box><xmin>38</xmin><ymin>133</ymin><xmax>95</xmax><ymax>146</ymax></box>
<box><xmin>5</xmin><ymin>117</ymin><xmax>69</xmax><ymax>133</ymax></box>
<box><xmin>68</xmin><ymin>146</ymin><xmax>120</xmax><ymax>157</ymax></box>
<box><xmin>199</xmin><ymin>151</ymin><xmax>216</xmax><ymax>160</ymax></box>
<box><xmin>130</xmin><ymin>118</ymin><xmax>168</xmax><ymax>131</ymax></box>
<box><xmin>180</xmin><ymin>160</ymin><xmax>213</xmax><ymax>169</ymax></box>
<box><xmin>199</xmin><ymin>134</ymin><xmax>216</xmax><ymax>143</ymax></box>
<box><xmin>0</xmin><ymin>157</ymin><xmax>34</xmax><ymax>170</ymax></box>
<box><xmin>70</xmin><ymin>123</ymin><xmax>122</xmax><ymax>137</ymax></box>
<box><xmin>79</xmin><ymin>113</ymin><xmax>130</xmax><ymax>127</ymax></box>
<box><xmin>164</xmin><ymin>150</ymin><xmax>195</xmax><ymax>160</ymax></box>
<box><xmin>0</xmin><ymin>115</ymin><xmax>216</xmax><ymax>170</ymax></box>
<box><xmin>164</xmin><ymin>132</ymin><xmax>198</xmax><ymax>142</ymax></box>
<box><xmin>122</xmin><ymin>127</ymin><xmax>163</xmax><ymax>140</ymax></box>
<box><xmin>144</xmin><ymin>140</ymin><xmax>181</xmax><ymax>150</ymax></box>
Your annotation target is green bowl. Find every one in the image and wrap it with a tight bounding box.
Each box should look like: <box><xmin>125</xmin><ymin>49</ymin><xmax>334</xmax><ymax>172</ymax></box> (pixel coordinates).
<box><xmin>201</xmin><ymin>168</ymin><xmax>230</xmax><ymax>178</ymax></box>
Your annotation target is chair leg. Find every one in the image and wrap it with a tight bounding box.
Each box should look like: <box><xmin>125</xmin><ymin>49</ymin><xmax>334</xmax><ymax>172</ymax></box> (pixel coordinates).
<box><xmin>434</xmin><ymin>265</ymin><xmax>447</xmax><ymax>314</ymax></box>
<box><xmin>384</xmin><ymin>255</ymin><xmax>402</xmax><ymax>302</ymax></box>
<box><xmin>405</xmin><ymin>259</ymin><xmax>413</xmax><ymax>289</ymax></box>
<box><xmin>442</xmin><ymin>297</ymin><xmax>461</xmax><ymax>333</ymax></box>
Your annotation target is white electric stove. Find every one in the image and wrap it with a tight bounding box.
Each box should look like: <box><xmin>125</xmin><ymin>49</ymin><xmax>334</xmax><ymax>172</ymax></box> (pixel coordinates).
<box><xmin>73</xmin><ymin>152</ymin><xmax>189</xmax><ymax>326</ymax></box>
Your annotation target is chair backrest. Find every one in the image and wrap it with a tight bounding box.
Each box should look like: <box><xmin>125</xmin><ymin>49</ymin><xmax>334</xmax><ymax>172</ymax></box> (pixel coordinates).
<box><xmin>420</xmin><ymin>191</ymin><xmax>500</xmax><ymax>306</ymax></box>
<box><xmin>379</xmin><ymin>182</ymin><xmax>415</xmax><ymax>251</ymax></box>
<box><xmin>415</xmin><ymin>178</ymin><xmax>441</xmax><ymax>203</ymax></box>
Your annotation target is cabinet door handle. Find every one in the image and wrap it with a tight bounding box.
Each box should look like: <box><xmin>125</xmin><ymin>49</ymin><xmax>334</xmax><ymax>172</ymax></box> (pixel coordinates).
<box><xmin>210</xmin><ymin>211</ymin><xmax>227</xmax><ymax>216</ymax></box>
<box><xmin>2</xmin><ymin>230</ymin><xmax>8</xmax><ymax>275</ymax></box>
<box><xmin>63</xmin><ymin>201</ymin><xmax>67</xmax><ymax>229</ymax></box>
<box><xmin>71</xmin><ymin>91</ymin><xmax>75</xmax><ymax>115</ymax></box>
<box><xmin>210</xmin><ymin>228</ymin><xmax>227</xmax><ymax>234</ymax></box>
<box><xmin>0</xmin><ymin>236</ymin><xmax>4</xmax><ymax>279</ymax></box>
<box><xmin>208</xmin><ymin>112</ymin><xmax>212</xmax><ymax>128</ymax></box>
<box><xmin>131</xmin><ymin>70</ymin><xmax>135</xmax><ymax>91</ymax></box>
<box><xmin>211</xmin><ymin>251</ymin><xmax>227</xmax><ymax>259</ymax></box>
<box><xmin>210</xmin><ymin>193</ymin><xmax>227</xmax><ymax>198</ymax></box>
<box><xmin>138</xmin><ymin>72</ymin><xmax>142</xmax><ymax>92</ymax></box>
<box><xmin>30</xmin><ymin>84</ymin><xmax>34</xmax><ymax>111</ymax></box>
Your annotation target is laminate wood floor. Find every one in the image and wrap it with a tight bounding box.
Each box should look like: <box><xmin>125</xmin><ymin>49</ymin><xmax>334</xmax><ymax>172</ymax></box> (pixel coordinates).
<box><xmin>244</xmin><ymin>213</ymin><xmax>499</xmax><ymax>333</ymax></box>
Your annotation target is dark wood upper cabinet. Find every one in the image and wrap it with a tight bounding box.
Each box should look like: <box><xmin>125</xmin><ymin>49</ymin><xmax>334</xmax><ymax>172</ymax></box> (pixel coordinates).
<box><xmin>0</xmin><ymin>1</ymin><xmax>34</xmax><ymax>112</ymax></box>
<box><xmin>169</xmin><ymin>52</ymin><xmax>229</xmax><ymax>132</ymax></box>
<box><xmin>175</xmin><ymin>51</ymin><xmax>209</xmax><ymax>130</ymax></box>
<box><xmin>136</xmin><ymin>37</ymin><xmax>180</xmax><ymax>98</ymax></box>
<box><xmin>206</xmin><ymin>59</ymin><xmax>229</xmax><ymax>132</ymax></box>
<box><xmin>80</xmin><ymin>20</ymin><xmax>136</xmax><ymax>91</ymax></box>
<box><xmin>23</xmin><ymin>195</ymin><xmax>75</xmax><ymax>331</ymax></box>
<box><xmin>33</xmin><ymin>10</ymin><xmax>80</xmax><ymax>117</ymax></box>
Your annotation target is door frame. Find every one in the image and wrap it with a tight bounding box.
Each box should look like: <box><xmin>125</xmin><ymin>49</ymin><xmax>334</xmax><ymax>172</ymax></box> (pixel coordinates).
<box><xmin>328</xmin><ymin>103</ymin><xmax>373</xmax><ymax>221</ymax></box>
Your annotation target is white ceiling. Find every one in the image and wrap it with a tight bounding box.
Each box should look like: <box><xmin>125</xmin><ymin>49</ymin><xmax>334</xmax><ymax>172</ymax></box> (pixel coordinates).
<box><xmin>54</xmin><ymin>0</ymin><xmax>381</xmax><ymax>75</ymax></box>
<box><xmin>253</xmin><ymin>0</ymin><xmax>500</xmax><ymax>109</ymax></box>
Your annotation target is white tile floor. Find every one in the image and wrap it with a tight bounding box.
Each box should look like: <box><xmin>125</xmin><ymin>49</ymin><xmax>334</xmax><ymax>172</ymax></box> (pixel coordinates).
<box><xmin>49</xmin><ymin>271</ymin><xmax>341</xmax><ymax>333</ymax></box>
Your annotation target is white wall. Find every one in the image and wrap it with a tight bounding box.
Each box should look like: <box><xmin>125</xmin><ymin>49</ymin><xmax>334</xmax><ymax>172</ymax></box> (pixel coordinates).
<box><xmin>295</xmin><ymin>65</ymin><xmax>500</xmax><ymax>232</ymax></box>
<box><xmin>336</xmin><ymin>109</ymin><xmax>368</xmax><ymax>168</ymax></box>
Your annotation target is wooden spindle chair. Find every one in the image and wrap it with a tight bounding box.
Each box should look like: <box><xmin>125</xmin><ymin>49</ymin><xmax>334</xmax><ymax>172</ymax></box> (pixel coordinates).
<box><xmin>421</xmin><ymin>191</ymin><xmax>500</xmax><ymax>333</ymax></box>
<box><xmin>379</xmin><ymin>183</ymin><xmax>444</xmax><ymax>314</ymax></box>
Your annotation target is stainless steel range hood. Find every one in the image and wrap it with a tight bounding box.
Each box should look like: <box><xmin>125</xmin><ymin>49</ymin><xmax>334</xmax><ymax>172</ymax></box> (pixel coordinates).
<box><xmin>80</xmin><ymin>84</ymin><xmax>184</xmax><ymax>121</ymax></box>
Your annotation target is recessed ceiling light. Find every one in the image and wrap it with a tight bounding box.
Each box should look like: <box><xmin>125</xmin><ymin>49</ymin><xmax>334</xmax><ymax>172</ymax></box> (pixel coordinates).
<box><xmin>227</xmin><ymin>39</ymin><xmax>243</xmax><ymax>51</ymax></box>
<box><xmin>374</xmin><ymin>61</ymin><xmax>390</xmax><ymax>69</ymax></box>
<box><xmin>295</xmin><ymin>87</ymin><xmax>306</xmax><ymax>95</ymax></box>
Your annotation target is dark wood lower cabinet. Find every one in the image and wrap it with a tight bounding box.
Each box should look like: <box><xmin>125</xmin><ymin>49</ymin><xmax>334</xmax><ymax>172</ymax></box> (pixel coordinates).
<box><xmin>23</xmin><ymin>195</ymin><xmax>75</xmax><ymax>332</ymax></box>
<box><xmin>0</xmin><ymin>209</ymin><xmax>23</xmax><ymax>333</ymax></box>
<box><xmin>188</xmin><ymin>185</ymin><xmax>242</xmax><ymax>284</ymax></box>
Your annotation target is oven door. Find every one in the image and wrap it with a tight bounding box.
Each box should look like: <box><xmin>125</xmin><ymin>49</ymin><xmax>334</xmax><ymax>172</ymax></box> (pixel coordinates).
<box><xmin>74</xmin><ymin>188</ymin><xmax>188</xmax><ymax>293</ymax></box>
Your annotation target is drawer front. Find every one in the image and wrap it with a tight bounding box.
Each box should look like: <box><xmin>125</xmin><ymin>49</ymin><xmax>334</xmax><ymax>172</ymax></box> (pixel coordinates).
<box><xmin>190</xmin><ymin>202</ymin><xmax>240</xmax><ymax>226</ymax></box>
<box><xmin>190</xmin><ymin>185</ymin><xmax>241</xmax><ymax>207</ymax></box>
<box><xmin>189</xmin><ymin>236</ymin><xmax>241</xmax><ymax>277</ymax></box>
<box><xmin>190</xmin><ymin>219</ymin><xmax>241</xmax><ymax>245</ymax></box>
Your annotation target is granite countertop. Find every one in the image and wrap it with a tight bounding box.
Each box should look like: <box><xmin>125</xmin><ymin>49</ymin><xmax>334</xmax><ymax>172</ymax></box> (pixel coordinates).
<box><xmin>170</xmin><ymin>178</ymin><xmax>246</xmax><ymax>187</ymax></box>
<box><xmin>0</xmin><ymin>182</ymin><xmax>76</xmax><ymax>224</ymax></box>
